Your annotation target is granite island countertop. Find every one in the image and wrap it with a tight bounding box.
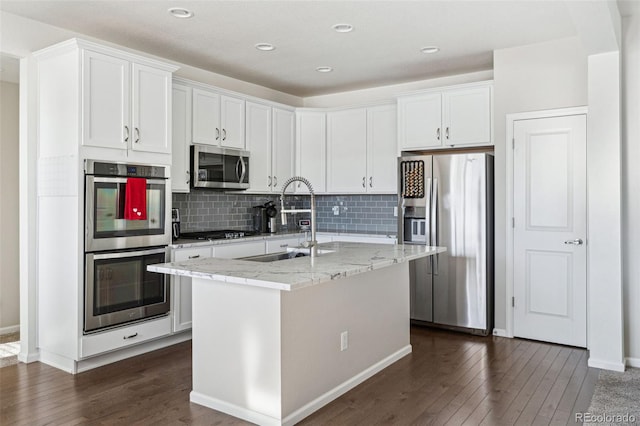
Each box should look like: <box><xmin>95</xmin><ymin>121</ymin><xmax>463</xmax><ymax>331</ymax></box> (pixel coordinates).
<box><xmin>148</xmin><ymin>241</ymin><xmax>445</xmax><ymax>291</ymax></box>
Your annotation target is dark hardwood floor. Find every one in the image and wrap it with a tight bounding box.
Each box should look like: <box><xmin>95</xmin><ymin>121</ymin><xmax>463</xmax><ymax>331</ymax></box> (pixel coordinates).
<box><xmin>0</xmin><ymin>327</ymin><xmax>598</xmax><ymax>425</ymax></box>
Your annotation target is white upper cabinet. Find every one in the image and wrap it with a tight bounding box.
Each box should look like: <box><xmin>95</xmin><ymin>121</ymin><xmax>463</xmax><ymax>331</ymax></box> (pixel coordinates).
<box><xmin>246</xmin><ymin>102</ymin><xmax>272</xmax><ymax>192</ymax></box>
<box><xmin>272</xmin><ymin>108</ymin><xmax>295</xmax><ymax>192</ymax></box>
<box><xmin>246</xmin><ymin>103</ymin><xmax>294</xmax><ymax>193</ymax></box>
<box><xmin>442</xmin><ymin>85</ymin><xmax>492</xmax><ymax>146</ymax></box>
<box><xmin>327</xmin><ymin>108</ymin><xmax>368</xmax><ymax>193</ymax></box>
<box><xmin>326</xmin><ymin>105</ymin><xmax>398</xmax><ymax>194</ymax></box>
<box><xmin>296</xmin><ymin>111</ymin><xmax>326</xmax><ymax>194</ymax></box>
<box><xmin>367</xmin><ymin>105</ymin><xmax>398</xmax><ymax>193</ymax></box>
<box><xmin>398</xmin><ymin>82</ymin><xmax>493</xmax><ymax>150</ymax></box>
<box><xmin>171</xmin><ymin>83</ymin><xmax>191</xmax><ymax>192</ymax></box>
<box><xmin>82</xmin><ymin>49</ymin><xmax>172</xmax><ymax>154</ymax></box>
<box><xmin>398</xmin><ymin>92</ymin><xmax>442</xmax><ymax>150</ymax></box>
<box><xmin>192</xmin><ymin>88</ymin><xmax>245</xmax><ymax>149</ymax></box>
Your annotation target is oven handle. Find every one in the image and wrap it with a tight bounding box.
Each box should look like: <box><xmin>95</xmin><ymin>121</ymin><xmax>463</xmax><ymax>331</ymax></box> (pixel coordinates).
<box><xmin>91</xmin><ymin>247</ymin><xmax>167</xmax><ymax>260</ymax></box>
<box><xmin>90</xmin><ymin>177</ymin><xmax>167</xmax><ymax>185</ymax></box>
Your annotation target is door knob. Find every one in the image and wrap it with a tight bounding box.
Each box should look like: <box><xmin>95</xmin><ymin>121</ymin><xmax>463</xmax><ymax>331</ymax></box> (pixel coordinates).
<box><xmin>564</xmin><ymin>238</ymin><xmax>584</xmax><ymax>245</ymax></box>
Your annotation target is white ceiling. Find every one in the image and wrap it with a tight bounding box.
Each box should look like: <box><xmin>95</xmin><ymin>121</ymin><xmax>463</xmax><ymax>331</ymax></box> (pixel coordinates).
<box><xmin>0</xmin><ymin>1</ymin><xmax>635</xmax><ymax>97</ymax></box>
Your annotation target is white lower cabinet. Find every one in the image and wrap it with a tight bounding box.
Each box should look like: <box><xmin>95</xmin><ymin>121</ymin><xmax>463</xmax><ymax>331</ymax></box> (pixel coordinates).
<box><xmin>266</xmin><ymin>237</ymin><xmax>301</xmax><ymax>253</ymax></box>
<box><xmin>80</xmin><ymin>315</ymin><xmax>172</xmax><ymax>358</ymax></box>
<box><xmin>212</xmin><ymin>241</ymin><xmax>265</xmax><ymax>259</ymax></box>
<box><xmin>171</xmin><ymin>246</ymin><xmax>213</xmax><ymax>332</ymax></box>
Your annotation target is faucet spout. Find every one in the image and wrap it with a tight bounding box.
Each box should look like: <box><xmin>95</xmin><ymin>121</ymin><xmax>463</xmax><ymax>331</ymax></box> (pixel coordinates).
<box><xmin>279</xmin><ymin>177</ymin><xmax>317</xmax><ymax>258</ymax></box>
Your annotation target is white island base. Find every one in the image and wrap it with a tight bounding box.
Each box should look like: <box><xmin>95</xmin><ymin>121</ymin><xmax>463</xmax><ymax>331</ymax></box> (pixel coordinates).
<box><xmin>190</xmin><ymin>262</ymin><xmax>410</xmax><ymax>426</ymax></box>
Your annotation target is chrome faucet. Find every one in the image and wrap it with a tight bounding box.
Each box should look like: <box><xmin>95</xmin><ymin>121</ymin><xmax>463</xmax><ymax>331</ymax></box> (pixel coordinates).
<box><xmin>279</xmin><ymin>176</ymin><xmax>317</xmax><ymax>258</ymax></box>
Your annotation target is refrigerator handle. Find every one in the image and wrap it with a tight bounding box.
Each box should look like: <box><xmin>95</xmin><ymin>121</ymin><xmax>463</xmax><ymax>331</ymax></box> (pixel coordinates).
<box><xmin>432</xmin><ymin>177</ymin><xmax>439</xmax><ymax>275</ymax></box>
<box><xmin>425</xmin><ymin>177</ymin><xmax>433</xmax><ymax>274</ymax></box>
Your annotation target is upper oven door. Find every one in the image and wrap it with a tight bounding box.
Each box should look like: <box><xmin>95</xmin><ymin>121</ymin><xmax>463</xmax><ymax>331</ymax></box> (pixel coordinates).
<box><xmin>191</xmin><ymin>145</ymin><xmax>250</xmax><ymax>189</ymax></box>
<box><xmin>86</xmin><ymin>176</ymin><xmax>170</xmax><ymax>251</ymax></box>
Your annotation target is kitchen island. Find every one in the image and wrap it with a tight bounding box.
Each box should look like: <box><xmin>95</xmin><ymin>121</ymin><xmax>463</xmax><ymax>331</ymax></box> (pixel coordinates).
<box><xmin>149</xmin><ymin>241</ymin><xmax>445</xmax><ymax>426</ymax></box>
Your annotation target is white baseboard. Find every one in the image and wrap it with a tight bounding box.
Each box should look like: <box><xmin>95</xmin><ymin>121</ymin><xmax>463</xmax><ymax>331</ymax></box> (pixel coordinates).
<box><xmin>492</xmin><ymin>328</ymin><xmax>509</xmax><ymax>337</ymax></box>
<box><xmin>626</xmin><ymin>357</ymin><xmax>640</xmax><ymax>368</ymax></box>
<box><xmin>0</xmin><ymin>325</ymin><xmax>20</xmax><ymax>335</ymax></box>
<box><xmin>191</xmin><ymin>345</ymin><xmax>413</xmax><ymax>426</ymax></box>
<box><xmin>588</xmin><ymin>357</ymin><xmax>626</xmax><ymax>372</ymax></box>
<box><xmin>17</xmin><ymin>350</ymin><xmax>40</xmax><ymax>364</ymax></box>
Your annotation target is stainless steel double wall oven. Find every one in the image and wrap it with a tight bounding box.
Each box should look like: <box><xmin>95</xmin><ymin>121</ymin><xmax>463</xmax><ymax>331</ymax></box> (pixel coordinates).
<box><xmin>84</xmin><ymin>160</ymin><xmax>171</xmax><ymax>333</ymax></box>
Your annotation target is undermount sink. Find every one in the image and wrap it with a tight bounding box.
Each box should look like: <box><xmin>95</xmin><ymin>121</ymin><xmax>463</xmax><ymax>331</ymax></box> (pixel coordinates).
<box><xmin>241</xmin><ymin>248</ymin><xmax>334</xmax><ymax>263</ymax></box>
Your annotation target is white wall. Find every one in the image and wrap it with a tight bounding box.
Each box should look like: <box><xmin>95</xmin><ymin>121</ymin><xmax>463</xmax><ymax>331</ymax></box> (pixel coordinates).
<box><xmin>0</xmin><ymin>80</ymin><xmax>20</xmax><ymax>333</ymax></box>
<box><xmin>493</xmin><ymin>37</ymin><xmax>588</xmax><ymax>332</ymax></box>
<box><xmin>303</xmin><ymin>70</ymin><xmax>493</xmax><ymax>108</ymax></box>
<box><xmin>622</xmin><ymin>15</ymin><xmax>640</xmax><ymax>366</ymax></box>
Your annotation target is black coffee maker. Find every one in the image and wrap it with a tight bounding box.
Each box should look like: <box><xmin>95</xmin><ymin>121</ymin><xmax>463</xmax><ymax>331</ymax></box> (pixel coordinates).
<box><xmin>252</xmin><ymin>201</ymin><xmax>277</xmax><ymax>234</ymax></box>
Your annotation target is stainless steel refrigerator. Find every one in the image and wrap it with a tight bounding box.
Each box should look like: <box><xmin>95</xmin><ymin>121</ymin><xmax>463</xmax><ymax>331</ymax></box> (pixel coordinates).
<box><xmin>398</xmin><ymin>152</ymin><xmax>494</xmax><ymax>335</ymax></box>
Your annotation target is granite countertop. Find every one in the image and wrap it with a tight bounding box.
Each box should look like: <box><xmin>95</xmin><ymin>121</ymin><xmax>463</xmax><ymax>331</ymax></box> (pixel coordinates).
<box><xmin>149</xmin><ymin>241</ymin><xmax>445</xmax><ymax>291</ymax></box>
<box><xmin>169</xmin><ymin>230</ymin><xmax>397</xmax><ymax>249</ymax></box>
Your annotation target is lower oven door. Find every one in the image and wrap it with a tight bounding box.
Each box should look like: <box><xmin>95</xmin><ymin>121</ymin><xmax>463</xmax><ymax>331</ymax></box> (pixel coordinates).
<box><xmin>85</xmin><ymin>247</ymin><xmax>169</xmax><ymax>333</ymax></box>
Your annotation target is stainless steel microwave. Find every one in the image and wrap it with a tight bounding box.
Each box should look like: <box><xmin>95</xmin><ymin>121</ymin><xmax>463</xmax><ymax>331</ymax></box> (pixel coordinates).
<box><xmin>190</xmin><ymin>145</ymin><xmax>250</xmax><ymax>190</ymax></box>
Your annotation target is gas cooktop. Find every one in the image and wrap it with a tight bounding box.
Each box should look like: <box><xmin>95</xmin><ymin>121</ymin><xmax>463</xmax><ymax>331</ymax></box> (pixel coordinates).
<box><xmin>178</xmin><ymin>230</ymin><xmax>258</xmax><ymax>241</ymax></box>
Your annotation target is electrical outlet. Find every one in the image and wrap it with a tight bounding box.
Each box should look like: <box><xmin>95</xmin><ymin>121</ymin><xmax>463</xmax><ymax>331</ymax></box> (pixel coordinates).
<box><xmin>393</xmin><ymin>206</ymin><xmax>398</xmax><ymax>217</ymax></box>
<box><xmin>332</xmin><ymin>206</ymin><xmax>340</xmax><ymax>216</ymax></box>
<box><xmin>340</xmin><ymin>331</ymin><xmax>348</xmax><ymax>351</ymax></box>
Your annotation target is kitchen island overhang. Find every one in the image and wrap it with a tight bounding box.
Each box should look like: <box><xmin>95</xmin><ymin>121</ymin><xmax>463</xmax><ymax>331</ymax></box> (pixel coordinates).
<box><xmin>149</xmin><ymin>242</ymin><xmax>445</xmax><ymax>426</ymax></box>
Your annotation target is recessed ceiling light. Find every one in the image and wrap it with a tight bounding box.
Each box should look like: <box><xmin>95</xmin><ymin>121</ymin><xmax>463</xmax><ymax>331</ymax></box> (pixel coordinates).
<box><xmin>255</xmin><ymin>43</ymin><xmax>276</xmax><ymax>52</ymax></box>
<box><xmin>332</xmin><ymin>23</ymin><xmax>354</xmax><ymax>33</ymax></box>
<box><xmin>168</xmin><ymin>7</ymin><xmax>193</xmax><ymax>19</ymax></box>
<box><xmin>316</xmin><ymin>66</ymin><xmax>333</xmax><ymax>73</ymax></box>
<box><xmin>421</xmin><ymin>46</ymin><xmax>440</xmax><ymax>54</ymax></box>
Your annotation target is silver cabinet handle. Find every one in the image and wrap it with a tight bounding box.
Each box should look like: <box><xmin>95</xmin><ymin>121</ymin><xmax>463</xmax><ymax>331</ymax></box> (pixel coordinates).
<box><xmin>369</xmin><ymin>177</ymin><xmax>373</xmax><ymax>188</ymax></box>
<box><xmin>273</xmin><ymin>176</ymin><xmax>277</xmax><ymax>188</ymax></box>
<box><xmin>268</xmin><ymin>176</ymin><xmax>272</xmax><ymax>187</ymax></box>
<box><xmin>215</xmin><ymin>128</ymin><xmax>220</xmax><ymax>140</ymax></box>
<box><xmin>564</xmin><ymin>239</ymin><xmax>584</xmax><ymax>245</ymax></box>
<box><xmin>186</xmin><ymin>170</ymin><xmax>190</xmax><ymax>185</ymax></box>
<box><xmin>188</xmin><ymin>254</ymin><xmax>201</xmax><ymax>259</ymax></box>
<box><xmin>124</xmin><ymin>125</ymin><xmax>130</xmax><ymax>143</ymax></box>
<box><xmin>362</xmin><ymin>177</ymin><xmax>366</xmax><ymax>188</ymax></box>
<box><xmin>445</xmin><ymin>127</ymin><xmax>450</xmax><ymax>140</ymax></box>
<box><xmin>436</xmin><ymin>127</ymin><xmax>440</xmax><ymax>141</ymax></box>
<box><xmin>123</xmin><ymin>333</ymin><xmax>138</xmax><ymax>340</ymax></box>
<box><xmin>134</xmin><ymin>127</ymin><xmax>140</xmax><ymax>143</ymax></box>
<box><xmin>280</xmin><ymin>243</ymin><xmax>289</xmax><ymax>248</ymax></box>
<box><xmin>222</xmin><ymin>129</ymin><xmax>227</xmax><ymax>141</ymax></box>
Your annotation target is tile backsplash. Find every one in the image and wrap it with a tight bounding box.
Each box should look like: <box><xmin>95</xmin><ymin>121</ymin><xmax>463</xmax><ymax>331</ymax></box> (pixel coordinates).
<box><xmin>172</xmin><ymin>192</ymin><xmax>398</xmax><ymax>235</ymax></box>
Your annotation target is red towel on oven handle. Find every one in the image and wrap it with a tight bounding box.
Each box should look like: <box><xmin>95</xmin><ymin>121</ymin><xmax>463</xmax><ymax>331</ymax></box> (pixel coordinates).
<box><xmin>124</xmin><ymin>177</ymin><xmax>147</xmax><ymax>220</ymax></box>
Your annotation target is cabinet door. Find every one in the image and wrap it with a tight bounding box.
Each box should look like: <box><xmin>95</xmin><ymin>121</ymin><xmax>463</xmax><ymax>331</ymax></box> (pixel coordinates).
<box><xmin>220</xmin><ymin>95</ymin><xmax>245</xmax><ymax>149</ymax></box>
<box><xmin>296</xmin><ymin>112</ymin><xmax>326</xmax><ymax>194</ymax></box>
<box><xmin>246</xmin><ymin>102</ymin><xmax>272</xmax><ymax>192</ymax></box>
<box><xmin>272</xmin><ymin>108</ymin><xmax>295</xmax><ymax>192</ymax></box>
<box><xmin>327</xmin><ymin>108</ymin><xmax>367</xmax><ymax>193</ymax></box>
<box><xmin>131</xmin><ymin>63</ymin><xmax>172</xmax><ymax>154</ymax></box>
<box><xmin>171</xmin><ymin>84</ymin><xmax>191</xmax><ymax>192</ymax></box>
<box><xmin>367</xmin><ymin>105</ymin><xmax>398</xmax><ymax>193</ymax></box>
<box><xmin>192</xmin><ymin>88</ymin><xmax>220</xmax><ymax>145</ymax></box>
<box><xmin>442</xmin><ymin>85</ymin><xmax>492</xmax><ymax>147</ymax></box>
<box><xmin>398</xmin><ymin>93</ymin><xmax>442</xmax><ymax>150</ymax></box>
<box><xmin>172</xmin><ymin>246</ymin><xmax>212</xmax><ymax>332</ymax></box>
<box><xmin>212</xmin><ymin>241</ymin><xmax>265</xmax><ymax>259</ymax></box>
<box><xmin>82</xmin><ymin>50</ymin><xmax>130</xmax><ymax>150</ymax></box>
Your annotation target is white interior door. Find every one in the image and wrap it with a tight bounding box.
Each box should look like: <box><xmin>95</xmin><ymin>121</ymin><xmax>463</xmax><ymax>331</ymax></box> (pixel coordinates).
<box><xmin>513</xmin><ymin>114</ymin><xmax>587</xmax><ymax>347</ymax></box>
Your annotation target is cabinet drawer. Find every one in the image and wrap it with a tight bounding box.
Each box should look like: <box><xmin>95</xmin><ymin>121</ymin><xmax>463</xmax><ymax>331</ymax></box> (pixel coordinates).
<box><xmin>81</xmin><ymin>316</ymin><xmax>171</xmax><ymax>358</ymax></box>
<box><xmin>173</xmin><ymin>246</ymin><xmax>212</xmax><ymax>262</ymax></box>
<box><xmin>266</xmin><ymin>237</ymin><xmax>301</xmax><ymax>253</ymax></box>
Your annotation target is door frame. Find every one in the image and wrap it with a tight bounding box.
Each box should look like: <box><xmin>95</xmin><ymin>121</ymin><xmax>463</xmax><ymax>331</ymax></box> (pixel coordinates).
<box><xmin>505</xmin><ymin>106</ymin><xmax>588</xmax><ymax>341</ymax></box>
